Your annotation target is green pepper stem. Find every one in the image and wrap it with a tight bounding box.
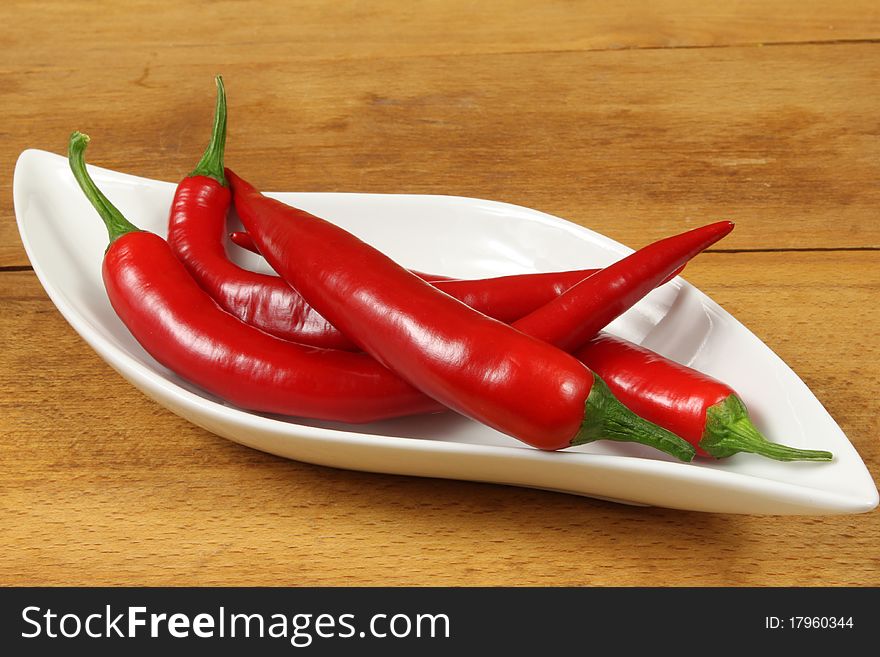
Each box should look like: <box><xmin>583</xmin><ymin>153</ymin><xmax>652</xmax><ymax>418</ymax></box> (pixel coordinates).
<box><xmin>68</xmin><ymin>131</ymin><xmax>140</xmax><ymax>244</ymax></box>
<box><xmin>573</xmin><ymin>373</ymin><xmax>696</xmax><ymax>462</ymax></box>
<box><xmin>700</xmin><ymin>395</ymin><xmax>833</xmax><ymax>462</ymax></box>
<box><xmin>189</xmin><ymin>75</ymin><xmax>227</xmax><ymax>185</ymax></box>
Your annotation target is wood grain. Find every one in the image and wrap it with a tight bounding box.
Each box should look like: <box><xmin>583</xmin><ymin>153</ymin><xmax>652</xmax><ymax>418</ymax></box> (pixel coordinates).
<box><xmin>1</xmin><ymin>252</ymin><xmax>877</xmax><ymax>587</ymax></box>
<box><xmin>4</xmin><ymin>0</ymin><xmax>879</xmax><ymax>62</ymax></box>
<box><xmin>3</xmin><ymin>3</ymin><xmax>880</xmax><ymax>266</ymax></box>
<box><xmin>2</xmin><ymin>0</ymin><xmax>878</xmax><ymax>587</ymax></box>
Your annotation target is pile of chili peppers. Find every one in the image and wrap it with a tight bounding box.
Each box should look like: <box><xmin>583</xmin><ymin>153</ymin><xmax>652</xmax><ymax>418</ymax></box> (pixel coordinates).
<box><xmin>67</xmin><ymin>77</ymin><xmax>833</xmax><ymax>464</ymax></box>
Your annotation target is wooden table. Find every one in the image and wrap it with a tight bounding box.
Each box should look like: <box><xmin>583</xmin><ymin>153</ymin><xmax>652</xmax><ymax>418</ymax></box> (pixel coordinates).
<box><xmin>2</xmin><ymin>1</ymin><xmax>878</xmax><ymax>586</ymax></box>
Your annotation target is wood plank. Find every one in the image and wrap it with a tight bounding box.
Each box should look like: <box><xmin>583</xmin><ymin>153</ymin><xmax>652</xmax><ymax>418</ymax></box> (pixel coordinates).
<box><xmin>3</xmin><ymin>0</ymin><xmax>879</xmax><ymax>64</ymax></box>
<box><xmin>1</xmin><ymin>251</ymin><xmax>877</xmax><ymax>586</ymax></box>
<box><xmin>4</xmin><ymin>40</ymin><xmax>879</xmax><ymax>266</ymax></box>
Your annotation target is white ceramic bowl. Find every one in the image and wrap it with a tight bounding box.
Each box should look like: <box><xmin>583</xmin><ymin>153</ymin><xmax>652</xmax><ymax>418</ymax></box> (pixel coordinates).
<box><xmin>13</xmin><ymin>149</ymin><xmax>878</xmax><ymax>514</ymax></box>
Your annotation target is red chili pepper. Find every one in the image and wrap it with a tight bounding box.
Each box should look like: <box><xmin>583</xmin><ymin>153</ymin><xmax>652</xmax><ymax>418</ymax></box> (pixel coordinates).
<box><xmin>512</xmin><ymin>221</ymin><xmax>734</xmax><ymax>352</ymax></box>
<box><xmin>228</xmin><ymin>164</ymin><xmax>729</xmax><ymax>355</ymax></box>
<box><xmin>574</xmin><ymin>333</ymin><xmax>833</xmax><ymax>461</ymax></box>
<box><xmin>229</xmin><ymin>228</ymin><xmax>683</xmax><ymax>323</ymax></box>
<box><xmin>222</xmin><ymin>209</ymin><xmax>817</xmax><ymax>464</ymax></box>
<box><xmin>179</xmin><ymin>83</ymin><xmax>822</xmax><ymax>464</ymax></box>
<box><xmin>166</xmin><ymin>80</ymin><xmax>610</xmax><ymax>350</ymax></box>
<box><xmin>229</xmin><ymin>229</ymin><xmax>453</xmax><ymax>281</ymax></box>
<box><xmin>215</xmin><ymin>176</ymin><xmax>825</xmax><ymax>464</ymax></box>
<box><xmin>70</xmin><ymin>129</ymin><xmax>695</xmax><ymax>460</ymax></box>
<box><xmin>177</xmin><ymin>215</ymin><xmax>610</xmax><ymax>349</ymax></box>
<box><xmin>174</xmin><ymin>80</ymin><xmax>699</xmax><ymax>354</ymax></box>
<box><xmin>172</xmin><ymin>76</ymin><xmax>682</xmax><ymax>349</ymax></box>
<box><xmin>229</xmin><ymin>169</ymin><xmax>696</xmax><ymax>460</ymax></box>
<box><xmin>173</xmin><ymin>188</ymin><xmax>616</xmax><ymax>349</ymax></box>
<box><xmin>67</xmin><ymin>126</ymin><xmax>445</xmax><ymax>424</ymax></box>
<box><xmin>228</xmin><ymin>229</ymin><xmax>255</xmax><ymax>252</ymax></box>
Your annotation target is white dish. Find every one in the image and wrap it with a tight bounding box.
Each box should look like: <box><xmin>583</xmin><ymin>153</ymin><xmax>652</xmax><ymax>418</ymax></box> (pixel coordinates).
<box><xmin>13</xmin><ymin>149</ymin><xmax>878</xmax><ymax>514</ymax></box>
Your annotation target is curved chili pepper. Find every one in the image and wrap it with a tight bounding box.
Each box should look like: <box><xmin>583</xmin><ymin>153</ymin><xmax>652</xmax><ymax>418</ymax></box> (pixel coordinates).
<box><xmin>227</xmin><ymin>229</ymin><xmax>255</xmax><ymax>252</ymax></box>
<box><xmin>229</xmin><ymin>169</ymin><xmax>696</xmax><ymax>460</ymax></box>
<box><xmin>218</xmin><ymin>187</ymin><xmax>822</xmax><ymax>463</ymax></box>
<box><xmin>512</xmin><ymin>220</ymin><xmax>734</xmax><ymax>352</ymax></box>
<box><xmin>172</xmin><ymin>138</ymin><xmax>612</xmax><ymax>349</ymax></box>
<box><xmin>230</xmin><ymin>229</ymin><xmax>683</xmax><ymax>324</ymax></box>
<box><xmin>70</xmin><ymin>127</ymin><xmax>694</xmax><ymax>460</ymax></box>
<box><xmin>229</xmin><ymin>230</ymin><xmax>453</xmax><ymax>281</ymax></box>
<box><xmin>575</xmin><ymin>333</ymin><xmax>833</xmax><ymax>461</ymax></box>
<box><xmin>189</xmin><ymin>83</ymin><xmax>814</xmax><ymax>463</ymax></box>
<box><xmin>68</xmin><ymin>129</ymin><xmax>447</xmax><ymax>424</ymax></box>
<box><xmin>214</xmin><ymin>173</ymin><xmax>820</xmax><ymax>462</ymax></box>
<box><xmin>227</xmin><ymin>163</ymin><xmax>729</xmax><ymax>357</ymax></box>
<box><xmin>166</xmin><ymin>78</ymin><xmax>606</xmax><ymax>350</ymax></box>
<box><xmin>174</xmin><ymin>78</ymin><xmax>697</xmax><ymax>353</ymax></box>
<box><xmin>220</xmin><ymin>218</ymin><xmax>813</xmax><ymax>463</ymax></box>
<box><xmin>180</xmin><ymin>214</ymin><xmax>608</xmax><ymax>348</ymax></box>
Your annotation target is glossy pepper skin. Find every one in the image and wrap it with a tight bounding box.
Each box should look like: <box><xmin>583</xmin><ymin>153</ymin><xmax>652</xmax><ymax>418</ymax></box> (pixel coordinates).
<box><xmin>173</xmin><ymin>219</ymin><xmax>611</xmax><ymax>350</ymax></box>
<box><xmin>104</xmin><ymin>231</ymin><xmax>444</xmax><ymax>423</ymax></box>
<box><xmin>166</xmin><ymin>78</ymin><xmax>605</xmax><ymax>350</ymax></box>
<box><xmin>67</xmin><ymin>80</ymin><xmax>685</xmax><ymax>461</ymax></box>
<box><xmin>67</xmin><ymin>120</ymin><xmax>445</xmax><ymax>424</ymax></box>
<box><xmin>219</xmin><ymin>184</ymin><xmax>829</xmax><ymax>463</ymax></box>
<box><xmin>576</xmin><ymin>333</ymin><xmax>833</xmax><ymax>461</ymax></box>
<box><xmin>171</xmin><ymin>77</ymin><xmax>692</xmax><ymax>353</ymax></box>
<box><xmin>230</xmin><ymin>230</ymin><xmax>453</xmax><ymax>281</ymax></box>
<box><xmin>212</xmin><ymin>205</ymin><xmax>829</xmax><ymax>463</ymax></box>
<box><xmin>69</xmin><ymin>129</ymin><xmax>688</xmax><ymax>458</ymax></box>
<box><xmin>218</xmin><ymin>229</ymin><xmax>683</xmax><ymax>347</ymax></box>
<box><xmin>513</xmin><ymin>220</ymin><xmax>735</xmax><ymax>352</ymax></box>
<box><xmin>229</xmin><ymin>230</ymin><xmax>686</xmax><ymax>317</ymax></box>
<box><xmin>229</xmin><ymin>169</ymin><xmax>695</xmax><ymax>460</ymax></box>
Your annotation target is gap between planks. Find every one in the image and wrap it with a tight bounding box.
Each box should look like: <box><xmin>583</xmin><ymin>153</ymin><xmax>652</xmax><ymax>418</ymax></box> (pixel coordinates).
<box><xmin>47</xmin><ymin>36</ymin><xmax>880</xmax><ymax>69</ymax></box>
<box><xmin>466</xmin><ymin>37</ymin><xmax>880</xmax><ymax>60</ymax></box>
<box><xmin>2</xmin><ymin>247</ymin><xmax>878</xmax><ymax>275</ymax></box>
